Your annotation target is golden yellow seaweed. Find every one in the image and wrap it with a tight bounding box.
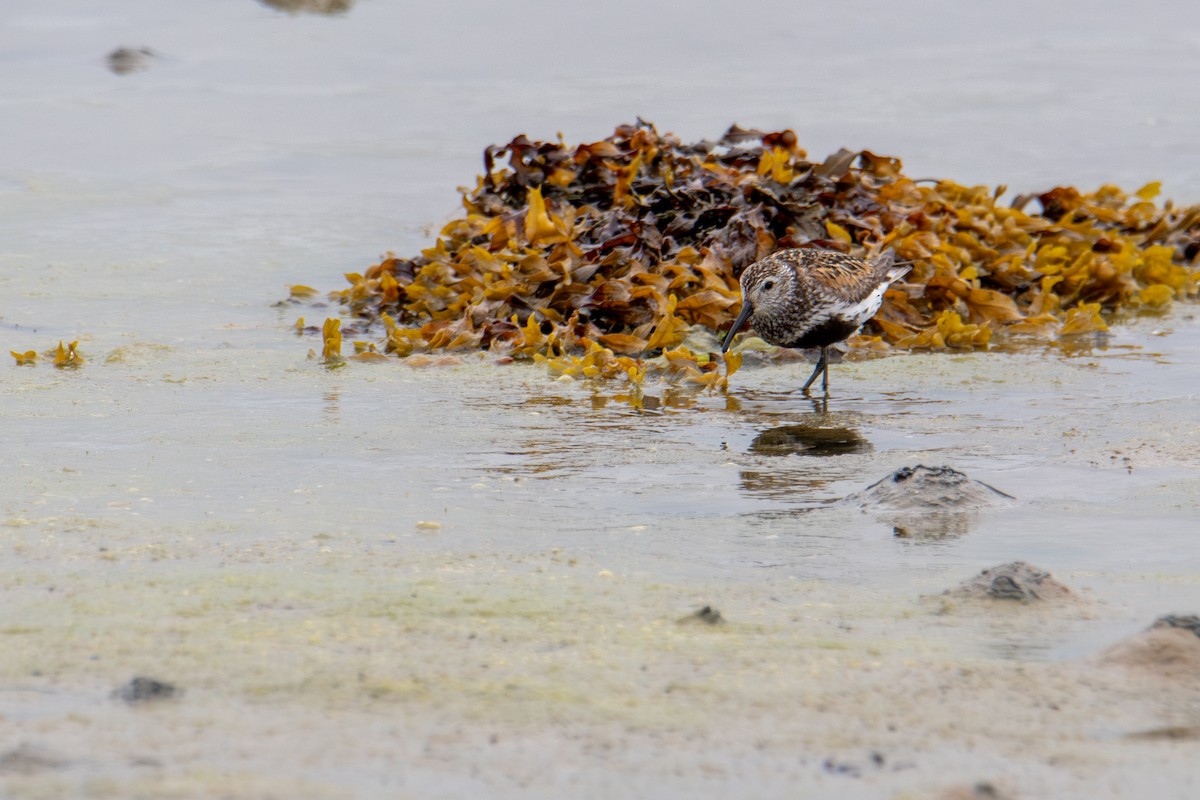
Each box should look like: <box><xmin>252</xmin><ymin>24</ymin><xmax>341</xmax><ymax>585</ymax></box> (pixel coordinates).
<box><xmin>296</xmin><ymin>122</ymin><xmax>1200</xmax><ymax>387</ymax></box>
<box><xmin>52</xmin><ymin>341</ymin><xmax>84</xmax><ymax>368</ymax></box>
<box><xmin>723</xmin><ymin>350</ymin><xmax>744</xmax><ymax>379</ymax></box>
<box><xmin>322</xmin><ymin>318</ymin><xmax>343</xmax><ymax>362</ymax></box>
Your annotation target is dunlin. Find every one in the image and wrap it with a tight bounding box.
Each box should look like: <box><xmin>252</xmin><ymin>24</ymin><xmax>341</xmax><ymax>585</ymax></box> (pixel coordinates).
<box><xmin>721</xmin><ymin>248</ymin><xmax>910</xmax><ymax>395</ymax></box>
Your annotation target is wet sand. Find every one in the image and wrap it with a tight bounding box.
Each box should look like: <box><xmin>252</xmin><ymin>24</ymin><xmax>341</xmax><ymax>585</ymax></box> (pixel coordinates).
<box><xmin>2</xmin><ymin>549</ymin><xmax>1199</xmax><ymax>798</ymax></box>
<box><xmin>4</xmin><ymin>339</ymin><xmax>1200</xmax><ymax>798</ymax></box>
<box><xmin>4</xmin><ymin>1</ymin><xmax>1200</xmax><ymax>797</ymax></box>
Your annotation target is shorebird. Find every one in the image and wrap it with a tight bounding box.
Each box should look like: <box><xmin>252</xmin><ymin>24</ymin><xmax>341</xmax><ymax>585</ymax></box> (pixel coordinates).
<box><xmin>721</xmin><ymin>247</ymin><xmax>910</xmax><ymax>395</ymax></box>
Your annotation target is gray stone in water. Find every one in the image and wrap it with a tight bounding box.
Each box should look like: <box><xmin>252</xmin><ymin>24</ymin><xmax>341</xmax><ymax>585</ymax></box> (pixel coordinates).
<box><xmin>106</xmin><ymin>47</ymin><xmax>159</xmax><ymax>75</ymax></box>
<box><xmin>1150</xmin><ymin>614</ymin><xmax>1200</xmax><ymax>637</ymax></box>
<box><xmin>841</xmin><ymin>465</ymin><xmax>1014</xmax><ymax>539</ymax></box>
<box><xmin>845</xmin><ymin>465</ymin><xmax>1014</xmax><ymax>512</ymax></box>
<box><xmin>1100</xmin><ymin>612</ymin><xmax>1200</xmax><ymax>679</ymax></box>
<box><xmin>947</xmin><ymin>561</ymin><xmax>1072</xmax><ymax>602</ymax></box>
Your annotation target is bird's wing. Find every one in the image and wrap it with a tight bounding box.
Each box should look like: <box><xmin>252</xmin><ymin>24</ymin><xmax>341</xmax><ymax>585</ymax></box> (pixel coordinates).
<box><xmin>793</xmin><ymin>249</ymin><xmax>889</xmax><ymax>304</ymax></box>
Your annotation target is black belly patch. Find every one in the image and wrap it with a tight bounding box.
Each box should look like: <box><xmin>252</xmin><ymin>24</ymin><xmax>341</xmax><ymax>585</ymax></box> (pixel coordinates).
<box><xmin>784</xmin><ymin>317</ymin><xmax>860</xmax><ymax>349</ymax></box>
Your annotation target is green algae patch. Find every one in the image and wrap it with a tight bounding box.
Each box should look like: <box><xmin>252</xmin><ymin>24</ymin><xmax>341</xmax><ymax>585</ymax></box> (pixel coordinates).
<box><xmin>295</xmin><ymin>122</ymin><xmax>1200</xmax><ymax>386</ymax></box>
<box><xmin>0</xmin><ymin>552</ymin><xmax>935</xmax><ymax>730</ymax></box>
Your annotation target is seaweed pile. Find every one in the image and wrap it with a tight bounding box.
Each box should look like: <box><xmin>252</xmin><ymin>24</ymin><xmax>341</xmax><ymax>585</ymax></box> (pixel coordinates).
<box><xmin>299</xmin><ymin>121</ymin><xmax>1200</xmax><ymax>383</ymax></box>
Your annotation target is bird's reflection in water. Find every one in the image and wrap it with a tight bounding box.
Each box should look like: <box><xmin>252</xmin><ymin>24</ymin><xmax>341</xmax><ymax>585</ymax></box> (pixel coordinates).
<box><xmin>749</xmin><ymin>423</ymin><xmax>871</xmax><ymax>458</ymax></box>
<box><xmin>739</xmin><ymin>409</ymin><xmax>872</xmax><ymax>500</ymax></box>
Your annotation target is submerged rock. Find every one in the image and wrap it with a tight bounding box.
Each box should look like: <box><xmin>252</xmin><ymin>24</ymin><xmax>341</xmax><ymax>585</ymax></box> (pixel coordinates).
<box><xmin>845</xmin><ymin>465</ymin><xmax>1013</xmax><ymax>511</ymax></box>
<box><xmin>1099</xmin><ymin>614</ymin><xmax>1200</xmax><ymax>678</ymax></box>
<box><xmin>106</xmin><ymin>47</ymin><xmax>159</xmax><ymax>75</ymax></box>
<box><xmin>946</xmin><ymin>562</ymin><xmax>1073</xmax><ymax>602</ymax></box>
<box><xmin>113</xmin><ymin>676</ymin><xmax>181</xmax><ymax>705</ymax></box>
<box><xmin>1150</xmin><ymin>614</ymin><xmax>1200</xmax><ymax>637</ymax></box>
<box><xmin>841</xmin><ymin>465</ymin><xmax>1014</xmax><ymax>538</ymax></box>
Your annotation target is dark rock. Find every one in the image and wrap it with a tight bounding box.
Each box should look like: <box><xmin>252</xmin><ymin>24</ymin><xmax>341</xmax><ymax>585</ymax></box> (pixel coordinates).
<box><xmin>1150</xmin><ymin>614</ymin><xmax>1200</xmax><ymax>637</ymax></box>
<box><xmin>114</xmin><ymin>676</ymin><xmax>181</xmax><ymax>704</ymax></box>
<box><xmin>106</xmin><ymin>47</ymin><xmax>159</xmax><ymax>75</ymax></box>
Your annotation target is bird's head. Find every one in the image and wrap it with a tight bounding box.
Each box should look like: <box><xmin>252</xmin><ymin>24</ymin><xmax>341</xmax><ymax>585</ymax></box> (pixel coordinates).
<box><xmin>721</xmin><ymin>258</ymin><xmax>795</xmax><ymax>351</ymax></box>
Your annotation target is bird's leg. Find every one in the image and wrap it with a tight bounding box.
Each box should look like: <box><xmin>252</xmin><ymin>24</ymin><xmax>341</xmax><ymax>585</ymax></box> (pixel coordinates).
<box><xmin>821</xmin><ymin>346</ymin><xmax>831</xmax><ymax>395</ymax></box>
<box><xmin>801</xmin><ymin>347</ymin><xmax>827</xmax><ymax>395</ymax></box>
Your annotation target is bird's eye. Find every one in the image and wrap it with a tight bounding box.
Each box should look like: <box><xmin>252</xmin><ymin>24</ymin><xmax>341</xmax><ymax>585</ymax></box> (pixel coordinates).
<box><xmin>762</xmin><ymin>280</ymin><xmax>775</xmax><ymax>291</ymax></box>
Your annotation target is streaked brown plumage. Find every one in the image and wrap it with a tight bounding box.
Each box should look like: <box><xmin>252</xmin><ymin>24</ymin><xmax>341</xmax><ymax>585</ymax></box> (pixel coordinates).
<box><xmin>721</xmin><ymin>247</ymin><xmax>910</xmax><ymax>394</ymax></box>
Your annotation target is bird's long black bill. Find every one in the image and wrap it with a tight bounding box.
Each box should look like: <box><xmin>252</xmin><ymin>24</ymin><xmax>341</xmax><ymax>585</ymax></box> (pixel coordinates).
<box><xmin>721</xmin><ymin>303</ymin><xmax>753</xmax><ymax>352</ymax></box>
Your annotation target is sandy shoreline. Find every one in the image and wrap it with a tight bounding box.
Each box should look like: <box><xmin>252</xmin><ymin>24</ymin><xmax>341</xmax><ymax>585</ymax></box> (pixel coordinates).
<box><xmin>4</xmin><ymin>343</ymin><xmax>1200</xmax><ymax>797</ymax></box>
<box><xmin>3</xmin><ymin>537</ymin><xmax>1199</xmax><ymax>798</ymax></box>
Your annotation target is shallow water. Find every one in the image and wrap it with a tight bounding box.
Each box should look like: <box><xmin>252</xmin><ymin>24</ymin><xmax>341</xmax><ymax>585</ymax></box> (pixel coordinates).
<box><xmin>3</xmin><ymin>1</ymin><xmax>1200</xmax><ymax>798</ymax></box>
